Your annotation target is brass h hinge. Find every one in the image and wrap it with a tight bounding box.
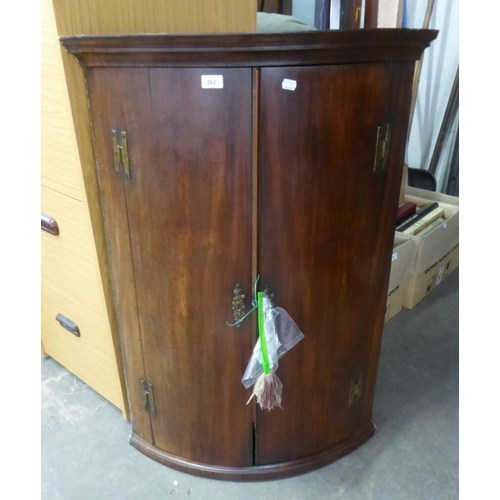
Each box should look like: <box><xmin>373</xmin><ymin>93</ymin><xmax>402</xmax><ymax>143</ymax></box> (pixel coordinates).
<box><xmin>349</xmin><ymin>375</ymin><xmax>362</xmax><ymax>406</ymax></box>
<box><xmin>112</xmin><ymin>130</ymin><xmax>131</xmax><ymax>179</ymax></box>
<box><xmin>373</xmin><ymin>124</ymin><xmax>392</xmax><ymax>173</ymax></box>
<box><xmin>140</xmin><ymin>379</ymin><xmax>156</xmax><ymax>415</ymax></box>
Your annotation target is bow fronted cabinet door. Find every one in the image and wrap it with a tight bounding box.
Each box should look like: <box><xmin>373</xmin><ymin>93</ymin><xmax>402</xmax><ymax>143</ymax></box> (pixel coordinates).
<box><xmin>87</xmin><ymin>67</ymin><xmax>254</xmax><ymax>467</ymax></box>
<box><xmin>257</xmin><ymin>62</ymin><xmax>413</xmax><ymax>464</ymax></box>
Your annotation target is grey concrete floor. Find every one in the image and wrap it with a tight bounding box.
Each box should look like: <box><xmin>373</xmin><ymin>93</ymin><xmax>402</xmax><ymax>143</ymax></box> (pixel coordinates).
<box><xmin>42</xmin><ymin>271</ymin><xmax>458</xmax><ymax>500</ymax></box>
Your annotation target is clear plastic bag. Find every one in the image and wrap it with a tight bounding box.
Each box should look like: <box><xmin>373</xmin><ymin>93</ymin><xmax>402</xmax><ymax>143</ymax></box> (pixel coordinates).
<box><xmin>275</xmin><ymin>306</ymin><xmax>305</xmax><ymax>358</ymax></box>
<box><xmin>242</xmin><ymin>295</ymin><xmax>304</xmax><ymax>389</ymax></box>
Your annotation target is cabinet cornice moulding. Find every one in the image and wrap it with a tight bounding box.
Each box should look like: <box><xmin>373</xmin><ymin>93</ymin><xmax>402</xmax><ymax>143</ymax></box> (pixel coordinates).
<box><xmin>61</xmin><ymin>29</ymin><xmax>438</xmax><ymax>68</ymax></box>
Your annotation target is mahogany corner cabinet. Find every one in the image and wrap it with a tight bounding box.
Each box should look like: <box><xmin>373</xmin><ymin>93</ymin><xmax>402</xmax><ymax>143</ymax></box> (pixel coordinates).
<box><xmin>61</xmin><ymin>29</ymin><xmax>437</xmax><ymax>481</ymax></box>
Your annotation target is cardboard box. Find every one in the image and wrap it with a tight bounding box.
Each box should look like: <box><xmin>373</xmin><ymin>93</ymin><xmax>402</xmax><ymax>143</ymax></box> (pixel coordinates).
<box><xmin>385</xmin><ymin>234</ymin><xmax>419</xmax><ymax>322</ymax></box>
<box><xmin>399</xmin><ymin>187</ymin><xmax>459</xmax><ymax>309</ymax></box>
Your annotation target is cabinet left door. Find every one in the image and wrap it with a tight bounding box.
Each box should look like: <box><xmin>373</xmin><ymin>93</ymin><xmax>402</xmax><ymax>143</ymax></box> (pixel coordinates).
<box><xmin>87</xmin><ymin>67</ymin><xmax>255</xmax><ymax>467</ymax></box>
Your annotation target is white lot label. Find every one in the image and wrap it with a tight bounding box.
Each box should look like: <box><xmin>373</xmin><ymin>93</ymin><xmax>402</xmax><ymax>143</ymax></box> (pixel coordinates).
<box><xmin>201</xmin><ymin>75</ymin><xmax>223</xmax><ymax>89</ymax></box>
<box><xmin>443</xmin><ymin>221</ymin><xmax>447</xmax><ymax>229</ymax></box>
<box><xmin>392</xmin><ymin>252</ymin><xmax>398</xmax><ymax>261</ymax></box>
<box><xmin>436</xmin><ymin>265</ymin><xmax>445</xmax><ymax>286</ymax></box>
<box><xmin>282</xmin><ymin>78</ymin><xmax>297</xmax><ymax>91</ymax></box>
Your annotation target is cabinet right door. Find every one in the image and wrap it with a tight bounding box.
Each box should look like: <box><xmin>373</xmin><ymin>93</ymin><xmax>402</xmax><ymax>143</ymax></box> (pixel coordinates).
<box><xmin>257</xmin><ymin>63</ymin><xmax>393</xmax><ymax>464</ymax></box>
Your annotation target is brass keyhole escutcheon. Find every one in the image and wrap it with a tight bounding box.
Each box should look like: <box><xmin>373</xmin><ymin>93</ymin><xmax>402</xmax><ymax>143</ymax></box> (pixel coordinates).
<box><xmin>231</xmin><ymin>284</ymin><xmax>246</xmax><ymax>326</ymax></box>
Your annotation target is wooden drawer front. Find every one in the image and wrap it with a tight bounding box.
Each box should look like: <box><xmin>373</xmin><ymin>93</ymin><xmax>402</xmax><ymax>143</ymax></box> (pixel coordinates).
<box><xmin>42</xmin><ymin>281</ymin><xmax>124</xmax><ymax>410</ymax></box>
<box><xmin>41</xmin><ymin>186</ymin><xmax>108</xmax><ymax>318</ymax></box>
<box><xmin>41</xmin><ymin>0</ymin><xmax>83</xmax><ymax>201</ymax></box>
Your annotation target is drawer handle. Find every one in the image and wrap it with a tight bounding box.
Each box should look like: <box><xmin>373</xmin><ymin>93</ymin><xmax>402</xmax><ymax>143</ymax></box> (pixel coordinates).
<box><xmin>41</xmin><ymin>213</ymin><xmax>59</xmax><ymax>235</ymax></box>
<box><xmin>55</xmin><ymin>313</ymin><xmax>80</xmax><ymax>337</ymax></box>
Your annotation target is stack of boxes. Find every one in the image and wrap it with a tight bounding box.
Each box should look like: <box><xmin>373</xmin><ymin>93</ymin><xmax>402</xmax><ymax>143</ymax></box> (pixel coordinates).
<box><xmin>385</xmin><ymin>186</ymin><xmax>459</xmax><ymax>322</ymax></box>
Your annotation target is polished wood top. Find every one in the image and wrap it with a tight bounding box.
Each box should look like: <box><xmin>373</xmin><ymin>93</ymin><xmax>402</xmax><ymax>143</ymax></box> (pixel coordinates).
<box><xmin>61</xmin><ymin>29</ymin><xmax>438</xmax><ymax>68</ymax></box>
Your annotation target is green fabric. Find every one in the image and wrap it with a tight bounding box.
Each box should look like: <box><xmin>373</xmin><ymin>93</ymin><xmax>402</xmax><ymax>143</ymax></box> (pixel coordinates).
<box><xmin>256</xmin><ymin>12</ymin><xmax>316</xmax><ymax>33</ymax></box>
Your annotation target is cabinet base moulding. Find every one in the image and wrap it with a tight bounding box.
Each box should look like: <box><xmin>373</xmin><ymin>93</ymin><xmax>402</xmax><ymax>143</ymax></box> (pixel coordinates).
<box><xmin>129</xmin><ymin>421</ymin><xmax>376</xmax><ymax>481</ymax></box>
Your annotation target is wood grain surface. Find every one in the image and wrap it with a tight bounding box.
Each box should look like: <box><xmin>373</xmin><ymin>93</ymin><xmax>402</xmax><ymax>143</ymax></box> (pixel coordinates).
<box><xmin>42</xmin><ymin>0</ymin><xmax>129</xmax><ymax>418</ymax></box>
<box><xmin>87</xmin><ymin>67</ymin><xmax>254</xmax><ymax>466</ymax></box>
<box><xmin>61</xmin><ymin>29</ymin><xmax>439</xmax><ymax>68</ymax></box>
<box><xmin>52</xmin><ymin>0</ymin><xmax>256</xmax><ymax>36</ymax></box>
<box><xmin>85</xmin><ymin>68</ymin><xmax>154</xmax><ymax>444</ymax></box>
<box><xmin>256</xmin><ymin>63</ymin><xmax>391</xmax><ymax>464</ymax></box>
<box><xmin>41</xmin><ymin>0</ymin><xmax>84</xmax><ymax>201</ymax></box>
<box><xmin>49</xmin><ymin>0</ymin><xmax>255</xmax><ymax>423</ymax></box>
<box><xmin>359</xmin><ymin>61</ymin><xmax>417</xmax><ymax>427</ymax></box>
<box><xmin>129</xmin><ymin>421</ymin><xmax>375</xmax><ymax>480</ymax></box>
<box><xmin>42</xmin><ymin>280</ymin><xmax>125</xmax><ymax>410</ymax></box>
<box><xmin>68</xmin><ymin>30</ymin><xmax>437</xmax><ymax>477</ymax></box>
<box><xmin>41</xmin><ymin>186</ymin><xmax>108</xmax><ymax>315</ymax></box>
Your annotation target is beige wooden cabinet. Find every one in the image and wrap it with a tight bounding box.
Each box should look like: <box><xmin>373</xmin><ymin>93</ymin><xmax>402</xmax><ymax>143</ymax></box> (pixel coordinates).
<box><xmin>41</xmin><ymin>0</ymin><xmax>256</xmax><ymax>419</ymax></box>
<box><xmin>41</xmin><ymin>0</ymin><xmax>129</xmax><ymax>417</ymax></box>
